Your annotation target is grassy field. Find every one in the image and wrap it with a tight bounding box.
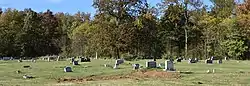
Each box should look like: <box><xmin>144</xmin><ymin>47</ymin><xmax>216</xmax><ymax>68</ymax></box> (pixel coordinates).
<box><xmin>0</xmin><ymin>59</ymin><xmax>250</xmax><ymax>86</ymax></box>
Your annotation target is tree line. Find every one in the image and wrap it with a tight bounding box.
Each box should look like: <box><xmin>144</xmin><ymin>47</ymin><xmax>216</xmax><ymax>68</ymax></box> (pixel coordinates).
<box><xmin>1</xmin><ymin>0</ymin><xmax>250</xmax><ymax>60</ymax></box>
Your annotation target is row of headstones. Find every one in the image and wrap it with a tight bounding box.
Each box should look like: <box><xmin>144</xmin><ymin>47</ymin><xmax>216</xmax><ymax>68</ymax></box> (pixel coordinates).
<box><xmin>175</xmin><ymin>57</ymin><xmax>223</xmax><ymax>64</ymax></box>
<box><xmin>146</xmin><ymin>60</ymin><xmax>175</xmax><ymax>71</ymax></box>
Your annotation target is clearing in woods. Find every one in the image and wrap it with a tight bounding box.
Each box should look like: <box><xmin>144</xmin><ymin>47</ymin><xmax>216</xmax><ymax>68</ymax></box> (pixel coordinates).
<box><xmin>0</xmin><ymin>59</ymin><xmax>250</xmax><ymax>86</ymax></box>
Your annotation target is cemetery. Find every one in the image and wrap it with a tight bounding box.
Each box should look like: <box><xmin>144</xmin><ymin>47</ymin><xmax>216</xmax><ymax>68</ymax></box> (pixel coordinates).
<box><xmin>1</xmin><ymin>57</ymin><xmax>250</xmax><ymax>86</ymax></box>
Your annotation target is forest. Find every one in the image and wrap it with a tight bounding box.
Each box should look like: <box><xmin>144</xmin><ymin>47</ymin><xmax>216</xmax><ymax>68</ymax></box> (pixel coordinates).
<box><xmin>0</xmin><ymin>0</ymin><xmax>250</xmax><ymax>60</ymax></box>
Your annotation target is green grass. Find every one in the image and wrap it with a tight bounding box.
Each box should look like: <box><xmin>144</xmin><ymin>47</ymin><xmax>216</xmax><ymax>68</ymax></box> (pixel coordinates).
<box><xmin>0</xmin><ymin>59</ymin><xmax>250</xmax><ymax>86</ymax></box>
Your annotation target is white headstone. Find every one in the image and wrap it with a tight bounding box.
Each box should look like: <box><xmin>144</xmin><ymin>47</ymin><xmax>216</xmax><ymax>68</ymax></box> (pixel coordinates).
<box><xmin>113</xmin><ymin>64</ymin><xmax>119</xmax><ymax>69</ymax></box>
<box><xmin>224</xmin><ymin>57</ymin><xmax>227</xmax><ymax>60</ymax></box>
<box><xmin>64</xmin><ymin>66</ymin><xmax>72</xmax><ymax>72</ymax></box>
<box><xmin>95</xmin><ymin>52</ymin><xmax>98</xmax><ymax>59</ymax></box>
<box><xmin>48</xmin><ymin>57</ymin><xmax>50</xmax><ymax>62</ymax></box>
<box><xmin>146</xmin><ymin>61</ymin><xmax>156</xmax><ymax>68</ymax></box>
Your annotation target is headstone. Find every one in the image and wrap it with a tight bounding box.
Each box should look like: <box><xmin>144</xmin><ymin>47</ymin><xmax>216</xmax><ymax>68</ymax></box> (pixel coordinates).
<box><xmin>64</xmin><ymin>66</ymin><xmax>72</xmax><ymax>72</ymax></box>
<box><xmin>3</xmin><ymin>57</ymin><xmax>11</xmax><ymax>60</ymax></box>
<box><xmin>164</xmin><ymin>60</ymin><xmax>175</xmax><ymax>71</ymax></box>
<box><xmin>176</xmin><ymin>58</ymin><xmax>182</xmax><ymax>62</ymax></box>
<box><xmin>48</xmin><ymin>57</ymin><xmax>51</xmax><ymax>62</ymax></box>
<box><xmin>23</xmin><ymin>75</ymin><xmax>34</xmax><ymax>79</ymax></box>
<box><xmin>210</xmin><ymin>56</ymin><xmax>214</xmax><ymax>60</ymax></box>
<box><xmin>71</xmin><ymin>57</ymin><xmax>75</xmax><ymax>63</ymax></box>
<box><xmin>73</xmin><ymin>61</ymin><xmax>79</xmax><ymax>65</ymax></box>
<box><xmin>18</xmin><ymin>60</ymin><xmax>22</xmax><ymax>63</ymax></box>
<box><xmin>80</xmin><ymin>57</ymin><xmax>91</xmax><ymax>62</ymax></box>
<box><xmin>146</xmin><ymin>61</ymin><xmax>156</xmax><ymax>68</ymax></box>
<box><xmin>194</xmin><ymin>58</ymin><xmax>199</xmax><ymax>62</ymax></box>
<box><xmin>218</xmin><ymin>59</ymin><xmax>222</xmax><ymax>64</ymax></box>
<box><xmin>104</xmin><ymin>64</ymin><xmax>112</xmax><ymax>68</ymax></box>
<box><xmin>115</xmin><ymin>59</ymin><xmax>124</xmax><ymax>65</ymax></box>
<box><xmin>224</xmin><ymin>57</ymin><xmax>227</xmax><ymax>60</ymax></box>
<box><xmin>31</xmin><ymin>58</ymin><xmax>36</xmax><ymax>63</ymax></box>
<box><xmin>56</xmin><ymin>56</ymin><xmax>60</xmax><ymax>61</ymax></box>
<box><xmin>133</xmin><ymin>64</ymin><xmax>140</xmax><ymax>70</ymax></box>
<box><xmin>23</xmin><ymin>66</ymin><xmax>30</xmax><ymax>68</ymax></box>
<box><xmin>95</xmin><ymin>52</ymin><xmax>98</xmax><ymax>59</ymax></box>
<box><xmin>113</xmin><ymin>64</ymin><xmax>119</xmax><ymax>69</ymax></box>
<box><xmin>206</xmin><ymin>59</ymin><xmax>213</xmax><ymax>64</ymax></box>
<box><xmin>188</xmin><ymin>58</ymin><xmax>197</xmax><ymax>63</ymax></box>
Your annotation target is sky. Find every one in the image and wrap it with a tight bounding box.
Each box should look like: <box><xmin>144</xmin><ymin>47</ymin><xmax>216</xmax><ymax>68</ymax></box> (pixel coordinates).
<box><xmin>0</xmin><ymin>0</ymin><xmax>213</xmax><ymax>15</ymax></box>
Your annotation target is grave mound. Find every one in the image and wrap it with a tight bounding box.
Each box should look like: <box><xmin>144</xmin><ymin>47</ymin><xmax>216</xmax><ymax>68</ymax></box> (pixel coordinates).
<box><xmin>57</xmin><ymin>70</ymin><xmax>181</xmax><ymax>83</ymax></box>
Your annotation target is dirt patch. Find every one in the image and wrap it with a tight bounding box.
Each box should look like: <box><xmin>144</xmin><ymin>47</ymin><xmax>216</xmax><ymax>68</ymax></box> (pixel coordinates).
<box><xmin>57</xmin><ymin>70</ymin><xmax>181</xmax><ymax>83</ymax></box>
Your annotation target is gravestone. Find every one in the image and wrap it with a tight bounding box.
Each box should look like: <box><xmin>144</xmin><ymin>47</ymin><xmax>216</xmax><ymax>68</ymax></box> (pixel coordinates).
<box><xmin>18</xmin><ymin>60</ymin><xmax>22</xmax><ymax>63</ymax></box>
<box><xmin>206</xmin><ymin>59</ymin><xmax>213</xmax><ymax>64</ymax></box>
<box><xmin>73</xmin><ymin>61</ymin><xmax>79</xmax><ymax>65</ymax></box>
<box><xmin>80</xmin><ymin>57</ymin><xmax>91</xmax><ymax>62</ymax></box>
<box><xmin>113</xmin><ymin>64</ymin><xmax>119</xmax><ymax>69</ymax></box>
<box><xmin>71</xmin><ymin>57</ymin><xmax>75</xmax><ymax>63</ymax></box>
<box><xmin>31</xmin><ymin>58</ymin><xmax>36</xmax><ymax>63</ymax></box>
<box><xmin>188</xmin><ymin>58</ymin><xmax>197</xmax><ymax>63</ymax></box>
<box><xmin>23</xmin><ymin>75</ymin><xmax>34</xmax><ymax>79</ymax></box>
<box><xmin>224</xmin><ymin>57</ymin><xmax>228</xmax><ymax>60</ymax></box>
<box><xmin>48</xmin><ymin>57</ymin><xmax>51</xmax><ymax>62</ymax></box>
<box><xmin>176</xmin><ymin>58</ymin><xmax>182</xmax><ymax>62</ymax></box>
<box><xmin>146</xmin><ymin>61</ymin><xmax>156</xmax><ymax>68</ymax></box>
<box><xmin>64</xmin><ymin>66</ymin><xmax>72</xmax><ymax>72</ymax></box>
<box><xmin>133</xmin><ymin>64</ymin><xmax>140</xmax><ymax>70</ymax></box>
<box><xmin>56</xmin><ymin>56</ymin><xmax>60</xmax><ymax>61</ymax></box>
<box><xmin>218</xmin><ymin>59</ymin><xmax>222</xmax><ymax>64</ymax></box>
<box><xmin>164</xmin><ymin>60</ymin><xmax>175</xmax><ymax>71</ymax></box>
<box><xmin>3</xmin><ymin>57</ymin><xmax>11</xmax><ymax>60</ymax></box>
<box><xmin>115</xmin><ymin>59</ymin><xmax>124</xmax><ymax>65</ymax></box>
<box><xmin>194</xmin><ymin>58</ymin><xmax>199</xmax><ymax>62</ymax></box>
<box><xmin>23</xmin><ymin>66</ymin><xmax>30</xmax><ymax>68</ymax></box>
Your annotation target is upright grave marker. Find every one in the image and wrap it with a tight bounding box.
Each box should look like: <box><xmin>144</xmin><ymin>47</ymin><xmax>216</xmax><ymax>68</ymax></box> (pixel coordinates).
<box><xmin>164</xmin><ymin>60</ymin><xmax>175</xmax><ymax>71</ymax></box>
<box><xmin>146</xmin><ymin>61</ymin><xmax>156</xmax><ymax>68</ymax></box>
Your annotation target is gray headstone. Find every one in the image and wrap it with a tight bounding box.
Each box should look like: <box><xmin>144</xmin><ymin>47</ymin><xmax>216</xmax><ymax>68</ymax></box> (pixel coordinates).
<box><xmin>146</xmin><ymin>61</ymin><xmax>156</xmax><ymax>68</ymax></box>
<box><xmin>3</xmin><ymin>57</ymin><xmax>11</xmax><ymax>60</ymax></box>
<box><xmin>164</xmin><ymin>60</ymin><xmax>175</xmax><ymax>71</ymax></box>
<box><xmin>64</xmin><ymin>66</ymin><xmax>72</xmax><ymax>72</ymax></box>
<box><xmin>218</xmin><ymin>59</ymin><xmax>222</xmax><ymax>64</ymax></box>
<box><xmin>206</xmin><ymin>59</ymin><xmax>213</xmax><ymax>64</ymax></box>
<box><xmin>133</xmin><ymin>64</ymin><xmax>140</xmax><ymax>70</ymax></box>
<box><xmin>115</xmin><ymin>59</ymin><xmax>124</xmax><ymax>65</ymax></box>
<box><xmin>73</xmin><ymin>61</ymin><xmax>79</xmax><ymax>65</ymax></box>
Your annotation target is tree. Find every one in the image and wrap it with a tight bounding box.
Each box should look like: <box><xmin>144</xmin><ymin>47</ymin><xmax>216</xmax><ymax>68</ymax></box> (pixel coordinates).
<box><xmin>92</xmin><ymin>0</ymin><xmax>148</xmax><ymax>59</ymax></box>
<box><xmin>0</xmin><ymin>8</ymin><xmax>24</xmax><ymax>57</ymax></box>
<box><xmin>19</xmin><ymin>8</ymin><xmax>42</xmax><ymax>57</ymax></box>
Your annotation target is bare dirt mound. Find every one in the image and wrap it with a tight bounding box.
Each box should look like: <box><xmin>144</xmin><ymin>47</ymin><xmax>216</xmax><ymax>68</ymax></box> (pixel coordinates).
<box><xmin>57</xmin><ymin>70</ymin><xmax>181</xmax><ymax>83</ymax></box>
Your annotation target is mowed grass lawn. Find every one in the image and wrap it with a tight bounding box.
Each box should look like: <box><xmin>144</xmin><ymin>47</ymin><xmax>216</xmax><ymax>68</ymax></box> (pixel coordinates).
<box><xmin>0</xmin><ymin>59</ymin><xmax>250</xmax><ymax>86</ymax></box>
